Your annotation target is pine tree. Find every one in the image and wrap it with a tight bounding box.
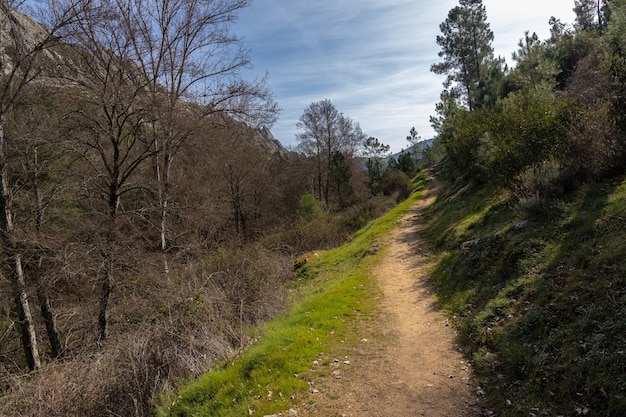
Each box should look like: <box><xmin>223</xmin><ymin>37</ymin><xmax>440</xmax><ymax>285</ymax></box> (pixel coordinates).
<box><xmin>431</xmin><ymin>0</ymin><xmax>495</xmax><ymax>111</ymax></box>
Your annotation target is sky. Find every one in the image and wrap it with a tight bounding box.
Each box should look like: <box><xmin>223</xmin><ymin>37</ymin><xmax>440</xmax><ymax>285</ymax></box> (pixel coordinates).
<box><xmin>235</xmin><ymin>1</ymin><xmax>577</xmax><ymax>153</ymax></box>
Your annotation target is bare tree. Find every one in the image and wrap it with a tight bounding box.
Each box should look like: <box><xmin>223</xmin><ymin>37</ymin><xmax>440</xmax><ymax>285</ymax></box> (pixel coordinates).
<box><xmin>296</xmin><ymin>99</ymin><xmax>364</xmax><ymax>208</ymax></box>
<box><xmin>0</xmin><ymin>0</ymin><xmax>83</xmax><ymax>370</ymax></box>
<box><xmin>59</xmin><ymin>1</ymin><xmax>157</xmax><ymax>342</ymax></box>
<box><xmin>212</xmin><ymin>125</ymin><xmax>275</xmax><ymax>239</ymax></box>
<box><xmin>7</xmin><ymin>86</ymin><xmax>71</xmax><ymax>359</ymax></box>
<box><xmin>115</xmin><ymin>0</ymin><xmax>279</xmax><ymax>271</ymax></box>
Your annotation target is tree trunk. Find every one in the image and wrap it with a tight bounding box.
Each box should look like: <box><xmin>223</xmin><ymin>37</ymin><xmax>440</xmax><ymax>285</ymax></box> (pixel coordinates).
<box><xmin>31</xmin><ymin>167</ymin><xmax>63</xmax><ymax>358</ymax></box>
<box><xmin>0</xmin><ymin>122</ymin><xmax>41</xmax><ymax>370</ymax></box>
<box><xmin>36</xmin><ymin>279</ymin><xmax>63</xmax><ymax>358</ymax></box>
<box><xmin>98</xmin><ymin>256</ymin><xmax>113</xmax><ymax>342</ymax></box>
<box><xmin>157</xmin><ymin>131</ymin><xmax>174</xmax><ymax>275</ymax></box>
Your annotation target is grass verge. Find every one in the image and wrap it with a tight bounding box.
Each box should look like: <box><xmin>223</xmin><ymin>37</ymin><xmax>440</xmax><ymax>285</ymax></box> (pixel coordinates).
<box><xmin>155</xmin><ymin>176</ymin><xmax>427</xmax><ymax>417</ymax></box>
<box><xmin>423</xmin><ymin>174</ymin><xmax>626</xmax><ymax>416</ymax></box>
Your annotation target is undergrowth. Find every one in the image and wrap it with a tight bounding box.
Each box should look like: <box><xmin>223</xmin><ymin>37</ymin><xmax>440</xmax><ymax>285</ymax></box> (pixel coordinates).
<box><xmin>156</xmin><ymin>175</ymin><xmax>426</xmax><ymax>416</ymax></box>
<box><xmin>424</xmin><ymin>174</ymin><xmax>626</xmax><ymax>416</ymax></box>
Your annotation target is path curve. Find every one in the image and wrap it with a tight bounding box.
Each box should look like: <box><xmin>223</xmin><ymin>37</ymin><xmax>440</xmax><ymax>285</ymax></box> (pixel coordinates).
<box><xmin>301</xmin><ymin>179</ymin><xmax>479</xmax><ymax>417</ymax></box>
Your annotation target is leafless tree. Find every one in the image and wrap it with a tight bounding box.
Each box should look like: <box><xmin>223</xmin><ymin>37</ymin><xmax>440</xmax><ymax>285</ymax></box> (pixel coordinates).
<box><xmin>213</xmin><ymin>126</ymin><xmax>273</xmax><ymax>239</ymax></box>
<box><xmin>114</xmin><ymin>0</ymin><xmax>279</xmax><ymax>271</ymax></box>
<box><xmin>0</xmin><ymin>0</ymin><xmax>83</xmax><ymax>370</ymax></box>
<box><xmin>296</xmin><ymin>99</ymin><xmax>364</xmax><ymax>208</ymax></box>
<box><xmin>58</xmin><ymin>0</ymin><xmax>158</xmax><ymax>342</ymax></box>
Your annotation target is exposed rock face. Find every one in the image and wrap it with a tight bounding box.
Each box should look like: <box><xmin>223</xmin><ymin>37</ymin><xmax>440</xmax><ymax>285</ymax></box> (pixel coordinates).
<box><xmin>1</xmin><ymin>2</ymin><xmax>289</xmax><ymax>159</ymax></box>
<box><xmin>253</xmin><ymin>125</ymin><xmax>290</xmax><ymax>159</ymax></box>
<box><xmin>0</xmin><ymin>2</ymin><xmax>51</xmax><ymax>72</ymax></box>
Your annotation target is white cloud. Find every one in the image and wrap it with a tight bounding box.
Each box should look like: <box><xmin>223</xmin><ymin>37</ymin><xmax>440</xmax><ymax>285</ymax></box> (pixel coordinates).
<box><xmin>236</xmin><ymin>0</ymin><xmax>577</xmax><ymax>152</ymax></box>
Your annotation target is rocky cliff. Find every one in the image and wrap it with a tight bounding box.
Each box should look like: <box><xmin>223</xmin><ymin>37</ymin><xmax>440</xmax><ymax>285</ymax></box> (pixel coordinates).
<box><xmin>1</xmin><ymin>1</ymin><xmax>287</xmax><ymax>157</ymax></box>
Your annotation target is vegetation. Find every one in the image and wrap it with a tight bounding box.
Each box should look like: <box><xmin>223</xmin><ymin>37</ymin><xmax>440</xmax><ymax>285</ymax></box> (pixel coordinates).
<box><xmin>156</xmin><ymin>175</ymin><xmax>426</xmax><ymax>417</ymax></box>
<box><xmin>423</xmin><ymin>0</ymin><xmax>626</xmax><ymax>415</ymax></box>
<box><xmin>2</xmin><ymin>0</ymin><xmax>626</xmax><ymax>415</ymax></box>
<box><xmin>0</xmin><ymin>3</ymin><xmax>424</xmax><ymax>416</ymax></box>
<box><xmin>422</xmin><ymin>167</ymin><xmax>626</xmax><ymax>416</ymax></box>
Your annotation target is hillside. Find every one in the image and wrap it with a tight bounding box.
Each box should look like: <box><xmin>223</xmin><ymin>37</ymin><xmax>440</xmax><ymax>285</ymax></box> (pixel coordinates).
<box><xmin>1</xmin><ymin>4</ymin><xmax>418</xmax><ymax>416</ymax></box>
<box><xmin>423</xmin><ymin>170</ymin><xmax>626</xmax><ymax>416</ymax></box>
<box><xmin>155</xmin><ymin>170</ymin><xmax>625</xmax><ymax>417</ymax></box>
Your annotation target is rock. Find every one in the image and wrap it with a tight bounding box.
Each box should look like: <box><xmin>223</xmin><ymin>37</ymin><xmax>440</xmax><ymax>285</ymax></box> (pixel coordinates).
<box><xmin>514</xmin><ymin>220</ymin><xmax>528</xmax><ymax>230</ymax></box>
<box><xmin>366</xmin><ymin>242</ymin><xmax>384</xmax><ymax>255</ymax></box>
<box><xmin>460</xmin><ymin>239</ymin><xmax>480</xmax><ymax>255</ymax></box>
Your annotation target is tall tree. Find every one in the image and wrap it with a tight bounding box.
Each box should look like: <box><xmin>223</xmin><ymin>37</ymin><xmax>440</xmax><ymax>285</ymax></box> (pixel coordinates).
<box><xmin>296</xmin><ymin>99</ymin><xmax>363</xmax><ymax>207</ymax></box>
<box><xmin>328</xmin><ymin>151</ymin><xmax>352</xmax><ymax>208</ymax></box>
<box><xmin>431</xmin><ymin>0</ymin><xmax>495</xmax><ymax>111</ymax></box>
<box><xmin>511</xmin><ymin>31</ymin><xmax>559</xmax><ymax>88</ymax></box>
<box><xmin>8</xmin><ymin>87</ymin><xmax>68</xmax><ymax>359</ymax></box>
<box><xmin>574</xmin><ymin>0</ymin><xmax>611</xmax><ymax>32</ymax></box>
<box><xmin>362</xmin><ymin>136</ymin><xmax>389</xmax><ymax>194</ymax></box>
<box><xmin>61</xmin><ymin>1</ymin><xmax>157</xmax><ymax>341</ymax></box>
<box><xmin>214</xmin><ymin>126</ymin><xmax>274</xmax><ymax>239</ymax></box>
<box><xmin>0</xmin><ymin>0</ymin><xmax>82</xmax><ymax>370</ymax></box>
<box><xmin>118</xmin><ymin>0</ymin><xmax>278</xmax><ymax>271</ymax></box>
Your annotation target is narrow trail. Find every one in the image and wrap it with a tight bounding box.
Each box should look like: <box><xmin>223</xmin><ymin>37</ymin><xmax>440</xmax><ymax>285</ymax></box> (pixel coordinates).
<box><xmin>302</xmin><ymin>179</ymin><xmax>479</xmax><ymax>417</ymax></box>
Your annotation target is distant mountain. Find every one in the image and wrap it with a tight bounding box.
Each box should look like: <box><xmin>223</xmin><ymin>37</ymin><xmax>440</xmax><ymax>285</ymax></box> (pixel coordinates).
<box><xmin>388</xmin><ymin>138</ymin><xmax>435</xmax><ymax>161</ymax></box>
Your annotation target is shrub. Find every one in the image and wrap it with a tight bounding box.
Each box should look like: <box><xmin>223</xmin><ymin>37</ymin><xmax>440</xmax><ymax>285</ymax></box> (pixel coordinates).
<box><xmin>515</xmin><ymin>161</ymin><xmax>574</xmax><ymax>216</ymax></box>
<box><xmin>297</xmin><ymin>193</ymin><xmax>325</xmax><ymax>222</ymax></box>
<box><xmin>380</xmin><ymin>170</ymin><xmax>412</xmax><ymax>201</ymax></box>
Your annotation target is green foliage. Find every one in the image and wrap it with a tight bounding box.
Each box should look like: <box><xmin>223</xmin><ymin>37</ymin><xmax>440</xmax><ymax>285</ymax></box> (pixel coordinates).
<box><xmin>298</xmin><ymin>193</ymin><xmax>325</xmax><ymax>222</ymax></box>
<box><xmin>486</xmin><ymin>84</ymin><xmax>571</xmax><ymax>182</ymax></box>
<box><xmin>603</xmin><ymin>1</ymin><xmax>626</xmax><ymax>88</ymax></box>
<box><xmin>420</xmin><ymin>137</ymin><xmax>446</xmax><ymax>166</ymax></box>
<box><xmin>328</xmin><ymin>151</ymin><xmax>353</xmax><ymax>208</ymax></box>
<box><xmin>431</xmin><ymin>0</ymin><xmax>495</xmax><ymax>110</ymax></box>
<box><xmin>157</xmin><ymin>178</ymin><xmax>427</xmax><ymax>417</ymax></box>
<box><xmin>396</xmin><ymin>152</ymin><xmax>417</xmax><ymax>177</ymax></box>
<box><xmin>433</xmin><ymin>0</ymin><xmax>626</xmax><ymax>190</ymax></box>
<box><xmin>380</xmin><ymin>170</ymin><xmax>412</xmax><ymax>201</ymax></box>
<box><xmin>511</xmin><ymin>31</ymin><xmax>560</xmax><ymax>89</ymax></box>
<box><xmin>424</xmin><ymin>174</ymin><xmax>626</xmax><ymax>417</ymax></box>
<box><xmin>438</xmin><ymin>83</ymin><xmax>571</xmax><ymax>184</ymax></box>
<box><xmin>365</xmin><ymin>157</ymin><xmax>385</xmax><ymax>194</ymax></box>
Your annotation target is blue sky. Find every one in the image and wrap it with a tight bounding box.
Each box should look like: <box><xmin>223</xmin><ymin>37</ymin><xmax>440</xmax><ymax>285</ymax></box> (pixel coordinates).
<box><xmin>235</xmin><ymin>1</ymin><xmax>577</xmax><ymax>152</ymax></box>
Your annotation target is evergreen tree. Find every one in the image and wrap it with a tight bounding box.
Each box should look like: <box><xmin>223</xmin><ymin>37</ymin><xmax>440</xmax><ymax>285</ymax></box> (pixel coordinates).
<box><xmin>574</xmin><ymin>0</ymin><xmax>612</xmax><ymax>32</ymax></box>
<box><xmin>362</xmin><ymin>136</ymin><xmax>389</xmax><ymax>194</ymax></box>
<box><xmin>328</xmin><ymin>151</ymin><xmax>353</xmax><ymax>208</ymax></box>
<box><xmin>431</xmin><ymin>0</ymin><xmax>495</xmax><ymax>111</ymax></box>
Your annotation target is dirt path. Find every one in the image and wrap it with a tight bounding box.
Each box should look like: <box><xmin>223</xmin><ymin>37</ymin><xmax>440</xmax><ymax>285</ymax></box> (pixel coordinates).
<box><xmin>300</xmin><ymin>179</ymin><xmax>479</xmax><ymax>417</ymax></box>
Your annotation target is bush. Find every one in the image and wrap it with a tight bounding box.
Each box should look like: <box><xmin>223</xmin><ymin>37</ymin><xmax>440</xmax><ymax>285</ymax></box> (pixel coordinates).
<box><xmin>339</xmin><ymin>195</ymin><xmax>396</xmax><ymax>232</ymax></box>
<box><xmin>564</xmin><ymin>100</ymin><xmax>625</xmax><ymax>180</ymax></box>
<box><xmin>297</xmin><ymin>193</ymin><xmax>325</xmax><ymax>221</ymax></box>
<box><xmin>380</xmin><ymin>170</ymin><xmax>412</xmax><ymax>201</ymax></box>
<box><xmin>0</xmin><ymin>244</ymin><xmax>292</xmax><ymax>417</ymax></box>
<box><xmin>515</xmin><ymin>161</ymin><xmax>575</xmax><ymax>216</ymax></box>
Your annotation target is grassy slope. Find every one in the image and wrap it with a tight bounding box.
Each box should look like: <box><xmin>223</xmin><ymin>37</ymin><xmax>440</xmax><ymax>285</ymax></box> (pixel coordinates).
<box><xmin>156</xmin><ymin>177</ymin><xmax>427</xmax><ymax>417</ymax></box>
<box><xmin>423</xmin><ymin>174</ymin><xmax>626</xmax><ymax>416</ymax></box>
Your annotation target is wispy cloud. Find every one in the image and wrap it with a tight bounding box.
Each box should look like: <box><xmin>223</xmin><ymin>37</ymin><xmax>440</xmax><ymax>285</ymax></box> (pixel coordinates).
<box><xmin>236</xmin><ymin>0</ymin><xmax>576</xmax><ymax>152</ymax></box>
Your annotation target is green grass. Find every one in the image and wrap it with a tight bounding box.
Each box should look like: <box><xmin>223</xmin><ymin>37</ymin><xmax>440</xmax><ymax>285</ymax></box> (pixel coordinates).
<box><xmin>423</xmin><ymin>174</ymin><xmax>626</xmax><ymax>416</ymax></box>
<box><xmin>156</xmin><ymin>175</ymin><xmax>427</xmax><ymax>417</ymax></box>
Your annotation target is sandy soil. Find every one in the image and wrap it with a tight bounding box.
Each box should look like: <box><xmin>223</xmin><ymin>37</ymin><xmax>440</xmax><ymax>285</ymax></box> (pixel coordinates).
<box><xmin>298</xmin><ymin>179</ymin><xmax>480</xmax><ymax>417</ymax></box>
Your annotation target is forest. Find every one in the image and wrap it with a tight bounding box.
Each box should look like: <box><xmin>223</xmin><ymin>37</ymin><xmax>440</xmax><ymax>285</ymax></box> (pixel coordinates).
<box><xmin>430</xmin><ymin>0</ymin><xmax>625</xmax><ymax>189</ymax></box>
<box><xmin>1</xmin><ymin>0</ymin><xmax>626</xmax><ymax>415</ymax></box>
<box><xmin>0</xmin><ymin>1</ymin><xmax>420</xmax><ymax>415</ymax></box>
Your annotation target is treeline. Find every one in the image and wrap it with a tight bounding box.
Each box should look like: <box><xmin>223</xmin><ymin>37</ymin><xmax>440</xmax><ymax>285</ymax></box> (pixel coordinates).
<box><xmin>0</xmin><ymin>1</ymin><xmax>418</xmax><ymax>416</ymax></box>
<box><xmin>431</xmin><ymin>0</ymin><xmax>626</xmax><ymax>204</ymax></box>
<box><xmin>427</xmin><ymin>1</ymin><xmax>626</xmax><ymax>415</ymax></box>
